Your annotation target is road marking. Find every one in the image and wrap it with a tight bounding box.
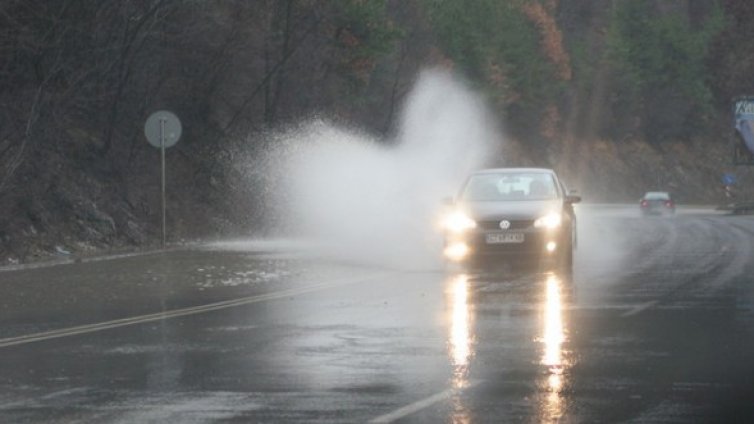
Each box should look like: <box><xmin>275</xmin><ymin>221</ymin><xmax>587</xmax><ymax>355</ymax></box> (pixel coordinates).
<box><xmin>621</xmin><ymin>300</ymin><xmax>659</xmax><ymax>317</ymax></box>
<box><xmin>0</xmin><ymin>274</ymin><xmax>388</xmax><ymax>349</ymax></box>
<box><xmin>0</xmin><ymin>248</ymin><xmax>178</xmax><ymax>273</ymax></box>
<box><xmin>369</xmin><ymin>381</ymin><xmax>482</xmax><ymax>423</ymax></box>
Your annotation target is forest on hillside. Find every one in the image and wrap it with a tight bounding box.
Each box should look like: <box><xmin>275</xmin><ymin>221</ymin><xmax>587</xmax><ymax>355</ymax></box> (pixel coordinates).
<box><xmin>1</xmin><ymin>0</ymin><xmax>752</xmax><ymax>261</ymax></box>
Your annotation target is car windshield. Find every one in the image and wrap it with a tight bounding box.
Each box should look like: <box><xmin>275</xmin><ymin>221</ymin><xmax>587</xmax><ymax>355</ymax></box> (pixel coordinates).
<box><xmin>461</xmin><ymin>172</ymin><xmax>558</xmax><ymax>201</ymax></box>
<box><xmin>644</xmin><ymin>192</ymin><xmax>670</xmax><ymax>200</ymax></box>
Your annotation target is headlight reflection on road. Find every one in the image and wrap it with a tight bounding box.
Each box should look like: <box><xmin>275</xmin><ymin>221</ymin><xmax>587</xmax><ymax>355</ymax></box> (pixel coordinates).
<box><xmin>543</xmin><ymin>274</ymin><xmax>565</xmax><ymax>368</ymax></box>
<box><xmin>447</xmin><ymin>274</ymin><xmax>475</xmax><ymax>423</ymax></box>
<box><xmin>540</xmin><ymin>273</ymin><xmax>569</xmax><ymax>422</ymax></box>
<box><xmin>449</xmin><ymin>274</ymin><xmax>475</xmax><ymax>382</ymax></box>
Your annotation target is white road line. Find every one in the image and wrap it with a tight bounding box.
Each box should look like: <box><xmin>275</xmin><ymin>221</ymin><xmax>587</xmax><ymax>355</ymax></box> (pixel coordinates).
<box><xmin>621</xmin><ymin>300</ymin><xmax>659</xmax><ymax>317</ymax></box>
<box><xmin>0</xmin><ymin>273</ymin><xmax>388</xmax><ymax>349</ymax></box>
<box><xmin>369</xmin><ymin>381</ymin><xmax>482</xmax><ymax>423</ymax></box>
<box><xmin>0</xmin><ymin>248</ymin><xmax>178</xmax><ymax>273</ymax></box>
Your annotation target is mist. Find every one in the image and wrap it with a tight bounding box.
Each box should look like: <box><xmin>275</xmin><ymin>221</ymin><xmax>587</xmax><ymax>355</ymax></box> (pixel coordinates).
<box><xmin>258</xmin><ymin>69</ymin><xmax>500</xmax><ymax>269</ymax></box>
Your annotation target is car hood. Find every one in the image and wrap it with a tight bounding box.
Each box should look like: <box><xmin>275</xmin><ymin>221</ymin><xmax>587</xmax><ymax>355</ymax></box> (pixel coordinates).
<box><xmin>461</xmin><ymin>199</ymin><xmax>562</xmax><ymax>221</ymax></box>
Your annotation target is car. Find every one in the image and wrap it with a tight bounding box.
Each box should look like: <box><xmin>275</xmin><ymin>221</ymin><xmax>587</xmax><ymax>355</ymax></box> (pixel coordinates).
<box><xmin>441</xmin><ymin>168</ymin><xmax>580</xmax><ymax>271</ymax></box>
<box><xmin>639</xmin><ymin>191</ymin><xmax>675</xmax><ymax>216</ymax></box>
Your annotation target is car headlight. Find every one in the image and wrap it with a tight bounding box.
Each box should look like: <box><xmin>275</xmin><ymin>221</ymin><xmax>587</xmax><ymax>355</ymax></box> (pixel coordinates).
<box><xmin>443</xmin><ymin>242</ymin><xmax>470</xmax><ymax>261</ymax></box>
<box><xmin>534</xmin><ymin>212</ymin><xmax>562</xmax><ymax>229</ymax></box>
<box><xmin>442</xmin><ymin>210</ymin><xmax>477</xmax><ymax>234</ymax></box>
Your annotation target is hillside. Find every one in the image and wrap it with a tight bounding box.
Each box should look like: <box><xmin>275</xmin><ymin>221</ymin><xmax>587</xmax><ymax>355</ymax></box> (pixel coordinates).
<box><xmin>1</xmin><ymin>0</ymin><xmax>752</xmax><ymax>263</ymax></box>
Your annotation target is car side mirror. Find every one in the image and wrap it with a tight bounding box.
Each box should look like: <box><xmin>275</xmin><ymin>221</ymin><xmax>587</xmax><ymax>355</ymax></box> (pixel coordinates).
<box><xmin>565</xmin><ymin>191</ymin><xmax>581</xmax><ymax>204</ymax></box>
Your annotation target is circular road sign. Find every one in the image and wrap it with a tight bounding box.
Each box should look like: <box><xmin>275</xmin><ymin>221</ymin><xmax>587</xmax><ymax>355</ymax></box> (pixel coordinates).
<box><xmin>723</xmin><ymin>173</ymin><xmax>737</xmax><ymax>186</ymax></box>
<box><xmin>145</xmin><ymin>110</ymin><xmax>182</xmax><ymax>148</ymax></box>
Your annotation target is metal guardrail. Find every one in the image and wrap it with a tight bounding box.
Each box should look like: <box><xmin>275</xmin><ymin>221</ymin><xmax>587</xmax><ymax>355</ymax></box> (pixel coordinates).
<box><xmin>717</xmin><ymin>202</ymin><xmax>754</xmax><ymax>214</ymax></box>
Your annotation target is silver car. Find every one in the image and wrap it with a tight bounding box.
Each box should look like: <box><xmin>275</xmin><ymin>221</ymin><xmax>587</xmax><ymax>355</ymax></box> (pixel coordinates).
<box><xmin>640</xmin><ymin>191</ymin><xmax>675</xmax><ymax>216</ymax></box>
<box><xmin>442</xmin><ymin>168</ymin><xmax>580</xmax><ymax>271</ymax></box>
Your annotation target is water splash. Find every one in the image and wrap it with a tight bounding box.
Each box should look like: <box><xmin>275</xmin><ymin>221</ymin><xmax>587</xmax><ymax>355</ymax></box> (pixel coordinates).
<box><xmin>261</xmin><ymin>69</ymin><xmax>500</xmax><ymax>269</ymax></box>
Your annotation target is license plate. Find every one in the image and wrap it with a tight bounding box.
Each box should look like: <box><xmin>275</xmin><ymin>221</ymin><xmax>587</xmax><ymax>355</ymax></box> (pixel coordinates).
<box><xmin>485</xmin><ymin>233</ymin><xmax>524</xmax><ymax>244</ymax></box>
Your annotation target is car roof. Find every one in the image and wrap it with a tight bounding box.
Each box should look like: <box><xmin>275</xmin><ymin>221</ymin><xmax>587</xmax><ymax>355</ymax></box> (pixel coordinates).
<box><xmin>470</xmin><ymin>167</ymin><xmax>556</xmax><ymax>175</ymax></box>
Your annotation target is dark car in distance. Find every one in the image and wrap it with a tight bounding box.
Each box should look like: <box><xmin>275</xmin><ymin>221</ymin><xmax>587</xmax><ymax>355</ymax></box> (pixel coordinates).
<box><xmin>640</xmin><ymin>191</ymin><xmax>675</xmax><ymax>216</ymax></box>
<box><xmin>441</xmin><ymin>168</ymin><xmax>580</xmax><ymax>271</ymax></box>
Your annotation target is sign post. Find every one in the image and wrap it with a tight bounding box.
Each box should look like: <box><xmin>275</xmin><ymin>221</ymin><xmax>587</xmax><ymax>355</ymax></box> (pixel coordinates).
<box><xmin>723</xmin><ymin>173</ymin><xmax>737</xmax><ymax>199</ymax></box>
<box><xmin>145</xmin><ymin>111</ymin><xmax>182</xmax><ymax>247</ymax></box>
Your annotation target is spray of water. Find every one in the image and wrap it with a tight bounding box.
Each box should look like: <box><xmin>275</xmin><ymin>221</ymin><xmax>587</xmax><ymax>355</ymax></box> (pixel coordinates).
<box><xmin>259</xmin><ymin>69</ymin><xmax>500</xmax><ymax>269</ymax></box>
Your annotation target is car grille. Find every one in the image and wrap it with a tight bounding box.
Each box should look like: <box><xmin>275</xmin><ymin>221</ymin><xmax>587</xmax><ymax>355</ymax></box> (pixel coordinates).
<box><xmin>478</xmin><ymin>219</ymin><xmax>534</xmax><ymax>230</ymax></box>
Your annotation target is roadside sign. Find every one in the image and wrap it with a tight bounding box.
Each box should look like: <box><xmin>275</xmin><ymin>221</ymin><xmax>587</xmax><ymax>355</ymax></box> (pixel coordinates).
<box><xmin>145</xmin><ymin>110</ymin><xmax>182</xmax><ymax>148</ymax></box>
<box><xmin>723</xmin><ymin>173</ymin><xmax>736</xmax><ymax>186</ymax></box>
<box><xmin>144</xmin><ymin>110</ymin><xmax>182</xmax><ymax>247</ymax></box>
<box><xmin>733</xmin><ymin>97</ymin><xmax>754</xmax><ymax>164</ymax></box>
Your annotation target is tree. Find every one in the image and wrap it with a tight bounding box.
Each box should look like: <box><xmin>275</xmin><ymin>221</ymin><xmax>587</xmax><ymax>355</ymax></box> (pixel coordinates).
<box><xmin>605</xmin><ymin>0</ymin><xmax>724</xmax><ymax>142</ymax></box>
<box><xmin>709</xmin><ymin>0</ymin><xmax>754</xmax><ymax>110</ymax></box>
<box><xmin>422</xmin><ymin>0</ymin><xmax>567</xmax><ymax>141</ymax></box>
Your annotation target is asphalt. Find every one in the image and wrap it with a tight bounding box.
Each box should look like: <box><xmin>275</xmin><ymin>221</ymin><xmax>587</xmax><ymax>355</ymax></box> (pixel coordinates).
<box><xmin>1</xmin><ymin>206</ymin><xmax>754</xmax><ymax>423</ymax></box>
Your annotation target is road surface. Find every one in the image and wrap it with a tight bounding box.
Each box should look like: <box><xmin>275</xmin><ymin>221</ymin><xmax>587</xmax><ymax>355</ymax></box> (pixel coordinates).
<box><xmin>1</xmin><ymin>205</ymin><xmax>754</xmax><ymax>423</ymax></box>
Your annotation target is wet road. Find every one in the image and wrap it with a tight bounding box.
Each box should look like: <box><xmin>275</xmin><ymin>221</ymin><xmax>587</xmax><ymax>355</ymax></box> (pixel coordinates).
<box><xmin>2</xmin><ymin>206</ymin><xmax>754</xmax><ymax>422</ymax></box>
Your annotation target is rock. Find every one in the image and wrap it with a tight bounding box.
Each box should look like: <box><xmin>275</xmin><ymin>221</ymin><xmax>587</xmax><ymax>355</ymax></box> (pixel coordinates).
<box><xmin>55</xmin><ymin>245</ymin><xmax>71</xmax><ymax>255</ymax></box>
